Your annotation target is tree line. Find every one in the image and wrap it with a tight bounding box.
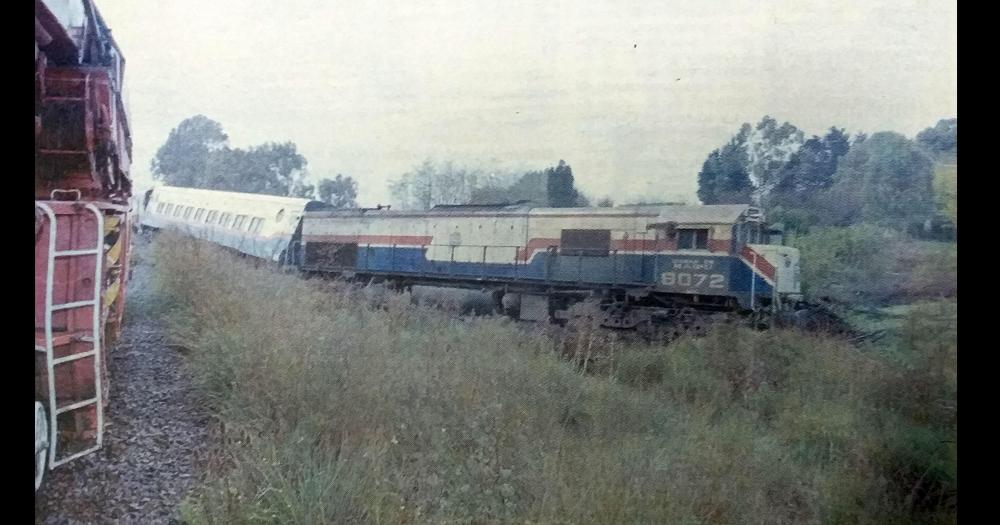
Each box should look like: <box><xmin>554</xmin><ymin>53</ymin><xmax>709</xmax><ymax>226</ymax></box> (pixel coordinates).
<box><xmin>696</xmin><ymin>116</ymin><xmax>956</xmax><ymax>237</ymax></box>
<box><xmin>388</xmin><ymin>159</ymin><xmax>590</xmax><ymax>210</ymax></box>
<box><xmin>150</xmin><ymin>115</ymin><xmax>358</xmax><ymax>207</ymax></box>
<box><xmin>151</xmin><ymin>116</ymin><xmax>591</xmax><ymax>211</ymax></box>
<box><xmin>151</xmin><ymin>114</ymin><xmax>955</xmax><ymax>237</ymax></box>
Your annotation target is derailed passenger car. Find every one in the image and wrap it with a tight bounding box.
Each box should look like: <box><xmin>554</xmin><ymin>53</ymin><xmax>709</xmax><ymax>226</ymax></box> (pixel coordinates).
<box><xmin>140</xmin><ymin>185</ymin><xmax>326</xmax><ymax>264</ymax></box>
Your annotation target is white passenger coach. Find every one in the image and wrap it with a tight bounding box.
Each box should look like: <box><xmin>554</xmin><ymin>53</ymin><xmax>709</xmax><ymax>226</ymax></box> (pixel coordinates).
<box><xmin>139</xmin><ymin>186</ymin><xmax>322</xmax><ymax>262</ymax></box>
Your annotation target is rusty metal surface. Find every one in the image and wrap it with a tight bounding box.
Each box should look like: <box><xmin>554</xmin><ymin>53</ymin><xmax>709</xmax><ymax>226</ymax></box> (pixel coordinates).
<box><xmin>36</xmin><ymin>0</ymin><xmax>134</xmax><ymax>480</ymax></box>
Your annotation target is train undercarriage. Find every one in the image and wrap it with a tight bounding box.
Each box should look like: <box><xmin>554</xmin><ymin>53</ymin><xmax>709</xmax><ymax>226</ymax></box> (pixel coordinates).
<box><xmin>300</xmin><ymin>267</ymin><xmax>858</xmax><ymax>342</ymax></box>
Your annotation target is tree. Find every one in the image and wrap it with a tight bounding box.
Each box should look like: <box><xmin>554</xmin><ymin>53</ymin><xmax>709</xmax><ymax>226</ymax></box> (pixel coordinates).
<box><xmin>390</xmin><ymin>159</ymin><xmax>587</xmax><ymax>209</ymax></box>
<box><xmin>829</xmin><ymin>132</ymin><xmax>935</xmax><ymax>228</ymax></box>
<box><xmin>697</xmin><ymin>141</ymin><xmax>753</xmax><ymax>204</ymax></box>
<box><xmin>743</xmin><ymin>116</ymin><xmax>804</xmax><ymax>202</ymax></box>
<box><xmin>292</xmin><ymin>182</ymin><xmax>316</xmax><ymax>199</ymax></box>
<box><xmin>245</xmin><ymin>142</ymin><xmax>309</xmax><ymax>196</ymax></box>
<box><xmin>695</xmin><ymin>116</ymin><xmax>803</xmax><ymax>205</ymax></box>
<box><xmin>150</xmin><ymin>115</ymin><xmax>228</xmax><ymax>187</ymax></box>
<box><xmin>471</xmin><ymin>170</ymin><xmax>547</xmax><ymax>205</ymax></box>
<box><xmin>467</xmin><ymin>160</ymin><xmax>587</xmax><ymax>207</ymax></box>
<box><xmin>389</xmin><ymin>160</ymin><xmax>481</xmax><ymax>209</ymax></box>
<box><xmin>770</xmin><ymin>127</ymin><xmax>850</xmax><ymax>208</ymax></box>
<box><xmin>317</xmin><ymin>175</ymin><xmax>359</xmax><ymax>208</ymax></box>
<box><xmin>151</xmin><ymin>116</ymin><xmax>312</xmax><ymax>198</ymax></box>
<box><xmin>546</xmin><ymin>160</ymin><xmax>579</xmax><ymax>207</ymax></box>
<box><xmin>207</xmin><ymin>142</ymin><xmax>309</xmax><ymax>196</ymax></box>
<box><xmin>916</xmin><ymin>118</ymin><xmax>957</xmax><ymax>162</ymax></box>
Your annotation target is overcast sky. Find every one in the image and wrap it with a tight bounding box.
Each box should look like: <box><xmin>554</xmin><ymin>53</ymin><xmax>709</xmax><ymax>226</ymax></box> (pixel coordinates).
<box><xmin>98</xmin><ymin>0</ymin><xmax>956</xmax><ymax>205</ymax></box>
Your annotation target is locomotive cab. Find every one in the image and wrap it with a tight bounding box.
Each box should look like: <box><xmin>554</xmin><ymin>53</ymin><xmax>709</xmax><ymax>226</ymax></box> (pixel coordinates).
<box><xmin>648</xmin><ymin>205</ymin><xmax>803</xmax><ymax>309</ymax></box>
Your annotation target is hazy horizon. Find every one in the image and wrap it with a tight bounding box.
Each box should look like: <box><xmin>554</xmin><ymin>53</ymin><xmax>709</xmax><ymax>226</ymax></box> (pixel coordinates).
<box><xmin>98</xmin><ymin>0</ymin><xmax>957</xmax><ymax>205</ymax></box>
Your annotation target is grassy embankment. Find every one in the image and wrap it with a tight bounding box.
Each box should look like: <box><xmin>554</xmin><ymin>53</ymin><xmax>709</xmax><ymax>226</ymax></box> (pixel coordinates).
<box><xmin>147</xmin><ymin>234</ymin><xmax>955</xmax><ymax>524</ymax></box>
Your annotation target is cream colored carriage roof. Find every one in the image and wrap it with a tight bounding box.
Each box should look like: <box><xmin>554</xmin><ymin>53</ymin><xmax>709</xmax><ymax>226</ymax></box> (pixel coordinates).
<box><xmin>152</xmin><ymin>185</ymin><xmax>314</xmax><ymax>207</ymax></box>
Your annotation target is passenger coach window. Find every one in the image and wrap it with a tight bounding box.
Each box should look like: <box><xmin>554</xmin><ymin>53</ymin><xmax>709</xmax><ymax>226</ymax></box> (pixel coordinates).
<box><xmin>194</xmin><ymin>208</ymin><xmax>205</xmax><ymax>222</ymax></box>
<box><xmin>173</xmin><ymin>205</ymin><xmax>183</xmax><ymax>218</ymax></box>
<box><xmin>220</xmin><ymin>212</ymin><xmax>233</xmax><ymax>228</ymax></box>
<box><xmin>183</xmin><ymin>206</ymin><xmax>194</xmax><ymax>219</ymax></box>
<box><xmin>249</xmin><ymin>217</ymin><xmax>263</xmax><ymax>233</ymax></box>
<box><xmin>206</xmin><ymin>210</ymin><xmax>218</xmax><ymax>223</ymax></box>
<box><xmin>560</xmin><ymin>229</ymin><xmax>611</xmax><ymax>257</ymax></box>
<box><xmin>233</xmin><ymin>215</ymin><xmax>248</xmax><ymax>230</ymax></box>
<box><xmin>156</xmin><ymin>203</ymin><xmax>165</xmax><ymax>213</ymax></box>
<box><xmin>678</xmin><ymin>229</ymin><xmax>708</xmax><ymax>250</ymax></box>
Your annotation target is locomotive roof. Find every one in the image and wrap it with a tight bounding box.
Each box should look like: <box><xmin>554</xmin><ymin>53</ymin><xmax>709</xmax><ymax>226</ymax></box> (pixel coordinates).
<box><xmin>651</xmin><ymin>204</ymin><xmax>760</xmax><ymax>224</ymax></box>
<box><xmin>306</xmin><ymin>203</ymin><xmax>761</xmax><ymax>225</ymax></box>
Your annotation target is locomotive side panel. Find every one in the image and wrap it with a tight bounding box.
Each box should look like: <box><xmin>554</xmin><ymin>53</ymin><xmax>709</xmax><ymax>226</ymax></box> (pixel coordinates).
<box><xmin>302</xmin><ymin>211</ymin><xmax>531</xmax><ymax>277</ymax></box>
<box><xmin>524</xmin><ymin>211</ymin><xmax>663</xmax><ymax>285</ymax></box>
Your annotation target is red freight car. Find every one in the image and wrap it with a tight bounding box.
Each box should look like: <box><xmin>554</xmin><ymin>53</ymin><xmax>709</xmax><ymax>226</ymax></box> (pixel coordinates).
<box><xmin>35</xmin><ymin>0</ymin><xmax>132</xmax><ymax>491</ymax></box>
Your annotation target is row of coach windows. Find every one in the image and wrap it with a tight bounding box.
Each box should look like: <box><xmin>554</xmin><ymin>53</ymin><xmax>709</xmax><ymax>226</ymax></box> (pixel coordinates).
<box><xmin>153</xmin><ymin>202</ymin><xmax>265</xmax><ymax>233</ymax></box>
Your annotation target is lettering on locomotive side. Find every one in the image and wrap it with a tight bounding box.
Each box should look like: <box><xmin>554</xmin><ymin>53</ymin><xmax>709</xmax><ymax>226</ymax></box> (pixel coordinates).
<box><xmin>671</xmin><ymin>258</ymin><xmax>716</xmax><ymax>271</ymax></box>
<box><xmin>658</xmin><ymin>256</ymin><xmax>730</xmax><ymax>293</ymax></box>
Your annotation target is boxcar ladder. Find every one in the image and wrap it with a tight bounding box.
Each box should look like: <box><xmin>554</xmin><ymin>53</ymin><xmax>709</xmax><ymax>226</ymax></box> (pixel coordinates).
<box><xmin>35</xmin><ymin>202</ymin><xmax>105</xmax><ymax>472</ymax></box>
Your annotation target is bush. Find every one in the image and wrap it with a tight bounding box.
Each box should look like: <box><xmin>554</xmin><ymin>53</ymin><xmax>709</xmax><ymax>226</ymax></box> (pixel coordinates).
<box><xmin>793</xmin><ymin>225</ymin><xmax>956</xmax><ymax>305</ymax></box>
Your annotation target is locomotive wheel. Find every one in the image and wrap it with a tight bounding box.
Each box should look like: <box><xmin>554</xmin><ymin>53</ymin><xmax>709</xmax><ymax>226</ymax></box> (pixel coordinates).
<box><xmin>35</xmin><ymin>401</ymin><xmax>48</xmax><ymax>491</ymax></box>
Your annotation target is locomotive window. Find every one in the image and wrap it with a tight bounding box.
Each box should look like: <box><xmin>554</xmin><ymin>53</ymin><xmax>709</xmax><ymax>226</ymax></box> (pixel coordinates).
<box><xmin>560</xmin><ymin>229</ymin><xmax>611</xmax><ymax>257</ymax></box>
<box><xmin>677</xmin><ymin>229</ymin><xmax>708</xmax><ymax>250</ymax></box>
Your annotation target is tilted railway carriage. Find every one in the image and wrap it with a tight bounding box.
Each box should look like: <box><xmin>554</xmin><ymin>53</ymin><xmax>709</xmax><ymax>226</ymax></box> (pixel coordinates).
<box><xmin>300</xmin><ymin>203</ymin><xmax>803</xmax><ymax>328</ymax></box>
<box><xmin>140</xmin><ymin>186</ymin><xmax>325</xmax><ymax>263</ymax></box>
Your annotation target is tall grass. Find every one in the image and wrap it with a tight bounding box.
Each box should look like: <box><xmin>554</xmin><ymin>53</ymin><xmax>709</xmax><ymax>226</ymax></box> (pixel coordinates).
<box><xmin>149</xmin><ymin>234</ymin><xmax>956</xmax><ymax>524</ymax></box>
